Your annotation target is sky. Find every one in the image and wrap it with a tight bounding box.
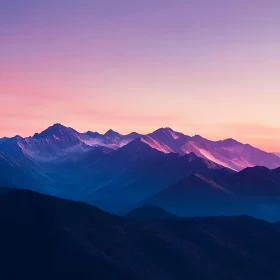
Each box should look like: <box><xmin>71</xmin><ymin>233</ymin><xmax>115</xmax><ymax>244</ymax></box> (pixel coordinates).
<box><xmin>1</xmin><ymin>0</ymin><xmax>280</xmax><ymax>151</ymax></box>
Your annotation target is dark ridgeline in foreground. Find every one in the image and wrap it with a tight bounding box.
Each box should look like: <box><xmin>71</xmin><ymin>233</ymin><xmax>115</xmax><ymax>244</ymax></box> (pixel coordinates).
<box><xmin>1</xmin><ymin>189</ymin><xmax>280</xmax><ymax>280</ymax></box>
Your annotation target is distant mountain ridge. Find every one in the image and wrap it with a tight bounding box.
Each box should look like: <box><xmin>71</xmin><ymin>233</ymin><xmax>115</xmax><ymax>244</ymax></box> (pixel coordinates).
<box><xmin>0</xmin><ymin>124</ymin><xmax>141</xmax><ymax>161</ymax></box>
<box><xmin>1</xmin><ymin>123</ymin><xmax>279</xmax><ymax>171</ymax></box>
<box><xmin>142</xmin><ymin>128</ymin><xmax>280</xmax><ymax>171</ymax></box>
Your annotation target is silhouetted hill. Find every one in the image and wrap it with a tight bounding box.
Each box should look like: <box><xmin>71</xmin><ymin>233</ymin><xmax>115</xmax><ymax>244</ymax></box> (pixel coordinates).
<box><xmin>224</xmin><ymin>166</ymin><xmax>280</xmax><ymax>196</ymax></box>
<box><xmin>143</xmin><ymin>167</ymin><xmax>280</xmax><ymax>220</ymax></box>
<box><xmin>125</xmin><ymin>205</ymin><xmax>178</xmax><ymax>221</ymax></box>
<box><xmin>1</xmin><ymin>190</ymin><xmax>280</xmax><ymax>279</ymax></box>
<box><xmin>144</xmin><ymin>173</ymin><xmax>238</xmax><ymax>217</ymax></box>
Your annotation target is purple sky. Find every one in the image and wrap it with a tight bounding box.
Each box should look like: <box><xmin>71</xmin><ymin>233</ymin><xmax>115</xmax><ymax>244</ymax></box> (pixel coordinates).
<box><xmin>1</xmin><ymin>0</ymin><xmax>280</xmax><ymax>151</ymax></box>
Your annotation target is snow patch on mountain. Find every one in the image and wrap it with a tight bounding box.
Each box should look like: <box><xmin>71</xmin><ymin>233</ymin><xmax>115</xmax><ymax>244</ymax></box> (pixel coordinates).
<box><xmin>140</xmin><ymin>136</ymin><xmax>174</xmax><ymax>153</ymax></box>
<box><xmin>197</xmin><ymin>148</ymin><xmax>233</xmax><ymax>170</ymax></box>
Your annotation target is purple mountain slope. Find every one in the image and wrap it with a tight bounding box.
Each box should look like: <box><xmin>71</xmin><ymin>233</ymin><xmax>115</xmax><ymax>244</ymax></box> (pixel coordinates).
<box><xmin>141</xmin><ymin>128</ymin><xmax>280</xmax><ymax>171</ymax></box>
<box><xmin>142</xmin><ymin>127</ymin><xmax>190</xmax><ymax>152</ymax></box>
<box><xmin>0</xmin><ymin>124</ymin><xmax>88</xmax><ymax>160</ymax></box>
<box><xmin>33</xmin><ymin>123</ymin><xmax>82</xmax><ymax>140</ymax></box>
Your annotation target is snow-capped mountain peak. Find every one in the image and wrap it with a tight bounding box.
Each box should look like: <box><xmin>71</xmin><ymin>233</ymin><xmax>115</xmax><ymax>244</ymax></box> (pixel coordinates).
<box><xmin>33</xmin><ymin>123</ymin><xmax>80</xmax><ymax>140</ymax></box>
<box><xmin>104</xmin><ymin>129</ymin><xmax>120</xmax><ymax>137</ymax></box>
<box><xmin>151</xmin><ymin>127</ymin><xmax>181</xmax><ymax>139</ymax></box>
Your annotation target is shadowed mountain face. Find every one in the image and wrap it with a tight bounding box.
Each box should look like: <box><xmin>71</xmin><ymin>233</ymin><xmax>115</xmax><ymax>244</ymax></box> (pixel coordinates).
<box><xmin>144</xmin><ymin>166</ymin><xmax>280</xmax><ymax>221</ymax></box>
<box><xmin>224</xmin><ymin>166</ymin><xmax>280</xmax><ymax>196</ymax></box>
<box><xmin>82</xmin><ymin>139</ymin><xmax>233</xmax><ymax>214</ymax></box>
<box><xmin>144</xmin><ymin>173</ymin><xmax>238</xmax><ymax>217</ymax></box>
<box><xmin>0</xmin><ymin>152</ymin><xmax>55</xmax><ymax>194</ymax></box>
<box><xmin>1</xmin><ymin>189</ymin><xmax>280</xmax><ymax>280</ymax></box>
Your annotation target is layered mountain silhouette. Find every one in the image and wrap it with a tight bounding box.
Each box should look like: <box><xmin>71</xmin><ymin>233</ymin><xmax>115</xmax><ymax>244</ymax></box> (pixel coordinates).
<box><xmin>1</xmin><ymin>189</ymin><xmax>280</xmax><ymax>280</ymax></box>
<box><xmin>144</xmin><ymin>173</ymin><xmax>238</xmax><ymax>217</ymax></box>
<box><xmin>77</xmin><ymin>139</ymin><xmax>232</xmax><ymax>214</ymax></box>
<box><xmin>1</xmin><ymin>123</ymin><xmax>280</xmax><ymax>219</ymax></box>
<box><xmin>143</xmin><ymin>166</ymin><xmax>280</xmax><ymax>221</ymax></box>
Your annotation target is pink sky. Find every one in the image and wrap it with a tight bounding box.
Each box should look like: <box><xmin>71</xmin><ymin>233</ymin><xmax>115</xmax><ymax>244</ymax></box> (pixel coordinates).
<box><xmin>1</xmin><ymin>0</ymin><xmax>280</xmax><ymax>151</ymax></box>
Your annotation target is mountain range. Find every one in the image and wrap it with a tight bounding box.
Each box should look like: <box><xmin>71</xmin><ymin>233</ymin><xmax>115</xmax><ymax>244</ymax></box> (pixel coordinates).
<box><xmin>1</xmin><ymin>123</ymin><xmax>280</xmax><ymax>220</ymax></box>
<box><xmin>1</xmin><ymin>123</ymin><xmax>279</xmax><ymax>170</ymax></box>
<box><xmin>2</xmin><ymin>188</ymin><xmax>280</xmax><ymax>280</ymax></box>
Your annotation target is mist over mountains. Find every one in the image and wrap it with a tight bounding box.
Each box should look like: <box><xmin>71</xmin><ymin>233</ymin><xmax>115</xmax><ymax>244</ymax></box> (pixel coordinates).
<box><xmin>1</xmin><ymin>123</ymin><xmax>280</xmax><ymax>220</ymax></box>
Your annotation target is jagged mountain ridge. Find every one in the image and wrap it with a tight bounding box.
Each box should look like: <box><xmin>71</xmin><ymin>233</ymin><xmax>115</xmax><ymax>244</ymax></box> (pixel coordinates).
<box><xmin>1</xmin><ymin>124</ymin><xmax>279</xmax><ymax>171</ymax></box>
<box><xmin>142</xmin><ymin>128</ymin><xmax>280</xmax><ymax>171</ymax></box>
<box><xmin>0</xmin><ymin>124</ymin><xmax>141</xmax><ymax>161</ymax></box>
